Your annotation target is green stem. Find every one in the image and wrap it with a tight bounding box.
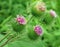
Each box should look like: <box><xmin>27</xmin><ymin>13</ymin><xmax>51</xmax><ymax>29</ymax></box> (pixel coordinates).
<box><xmin>0</xmin><ymin>35</ymin><xmax>14</xmax><ymax>47</ymax></box>
<box><xmin>9</xmin><ymin>31</ymin><xmax>27</xmax><ymax>42</ymax></box>
<box><xmin>0</xmin><ymin>32</ymin><xmax>11</xmax><ymax>43</ymax></box>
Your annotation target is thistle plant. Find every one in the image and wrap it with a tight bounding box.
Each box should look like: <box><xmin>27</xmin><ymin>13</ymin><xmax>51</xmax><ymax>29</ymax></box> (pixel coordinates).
<box><xmin>0</xmin><ymin>0</ymin><xmax>59</xmax><ymax>47</ymax></box>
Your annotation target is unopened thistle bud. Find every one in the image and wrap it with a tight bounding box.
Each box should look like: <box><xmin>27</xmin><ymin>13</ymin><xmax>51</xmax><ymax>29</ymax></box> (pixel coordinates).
<box><xmin>42</xmin><ymin>10</ymin><xmax>57</xmax><ymax>24</ymax></box>
<box><xmin>50</xmin><ymin>10</ymin><xmax>57</xmax><ymax>18</ymax></box>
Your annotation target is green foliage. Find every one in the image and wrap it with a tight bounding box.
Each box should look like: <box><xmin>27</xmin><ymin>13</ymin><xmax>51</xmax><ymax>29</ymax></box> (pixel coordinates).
<box><xmin>0</xmin><ymin>0</ymin><xmax>60</xmax><ymax>47</ymax></box>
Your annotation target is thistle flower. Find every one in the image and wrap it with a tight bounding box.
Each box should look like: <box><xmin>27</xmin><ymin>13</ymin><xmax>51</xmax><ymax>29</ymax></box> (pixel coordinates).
<box><xmin>16</xmin><ymin>15</ymin><xmax>27</xmax><ymax>25</ymax></box>
<box><xmin>50</xmin><ymin>10</ymin><xmax>57</xmax><ymax>17</ymax></box>
<box><xmin>36</xmin><ymin>2</ymin><xmax>46</xmax><ymax>11</ymax></box>
<box><xmin>34</xmin><ymin>25</ymin><xmax>43</xmax><ymax>36</ymax></box>
<box><xmin>31</xmin><ymin>1</ymin><xmax>46</xmax><ymax>16</ymax></box>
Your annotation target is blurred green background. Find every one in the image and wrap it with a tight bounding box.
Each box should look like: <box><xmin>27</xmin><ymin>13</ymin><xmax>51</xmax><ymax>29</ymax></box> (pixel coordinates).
<box><xmin>0</xmin><ymin>0</ymin><xmax>60</xmax><ymax>47</ymax></box>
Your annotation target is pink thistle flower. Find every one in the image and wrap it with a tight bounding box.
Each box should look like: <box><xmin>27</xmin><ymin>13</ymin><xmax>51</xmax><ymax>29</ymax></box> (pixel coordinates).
<box><xmin>34</xmin><ymin>25</ymin><xmax>43</xmax><ymax>36</ymax></box>
<box><xmin>50</xmin><ymin>10</ymin><xmax>57</xmax><ymax>17</ymax></box>
<box><xmin>16</xmin><ymin>15</ymin><xmax>27</xmax><ymax>25</ymax></box>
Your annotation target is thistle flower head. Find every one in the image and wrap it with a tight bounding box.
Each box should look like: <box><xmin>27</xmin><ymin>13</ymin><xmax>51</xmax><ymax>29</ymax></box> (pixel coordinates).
<box><xmin>36</xmin><ymin>2</ymin><xmax>46</xmax><ymax>11</ymax></box>
<box><xmin>34</xmin><ymin>25</ymin><xmax>43</xmax><ymax>36</ymax></box>
<box><xmin>50</xmin><ymin>10</ymin><xmax>57</xmax><ymax>17</ymax></box>
<box><xmin>16</xmin><ymin>15</ymin><xmax>27</xmax><ymax>25</ymax></box>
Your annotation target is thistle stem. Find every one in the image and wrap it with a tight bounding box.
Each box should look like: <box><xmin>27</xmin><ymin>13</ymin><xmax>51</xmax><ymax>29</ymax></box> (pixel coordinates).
<box><xmin>0</xmin><ymin>32</ymin><xmax>11</xmax><ymax>43</ymax></box>
<box><xmin>0</xmin><ymin>35</ymin><xmax>14</xmax><ymax>47</ymax></box>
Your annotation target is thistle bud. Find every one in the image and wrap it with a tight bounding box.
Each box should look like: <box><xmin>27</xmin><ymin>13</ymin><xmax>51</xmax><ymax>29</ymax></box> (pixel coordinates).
<box><xmin>42</xmin><ymin>10</ymin><xmax>57</xmax><ymax>24</ymax></box>
<box><xmin>50</xmin><ymin>10</ymin><xmax>57</xmax><ymax>17</ymax></box>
